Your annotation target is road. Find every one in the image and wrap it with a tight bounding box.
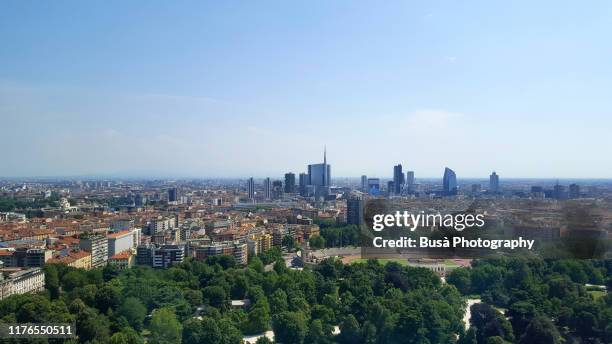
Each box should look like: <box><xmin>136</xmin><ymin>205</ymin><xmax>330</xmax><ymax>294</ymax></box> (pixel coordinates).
<box><xmin>463</xmin><ymin>299</ymin><xmax>482</xmax><ymax>330</ymax></box>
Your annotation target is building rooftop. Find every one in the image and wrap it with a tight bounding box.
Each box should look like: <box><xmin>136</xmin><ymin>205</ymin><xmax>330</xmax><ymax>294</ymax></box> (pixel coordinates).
<box><xmin>107</xmin><ymin>230</ymin><xmax>132</xmax><ymax>239</ymax></box>
<box><xmin>110</xmin><ymin>251</ymin><xmax>132</xmax><ymax>260</ymax></box>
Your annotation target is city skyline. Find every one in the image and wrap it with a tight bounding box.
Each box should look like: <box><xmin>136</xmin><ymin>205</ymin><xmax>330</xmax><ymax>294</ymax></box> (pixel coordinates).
<box><xmin>0</xmin><ymin>144</ymin><xmax>609</xmax><ymax>182</ymax></box>
<box><xmin>2</xmin><ymin>1</ymin><xmax>612</xmax><ymax>178</ymax></box>
<box><xmin>0</xmin><ymin>3</ymin><xmax>610</xmax><ymax>344</ymax></box>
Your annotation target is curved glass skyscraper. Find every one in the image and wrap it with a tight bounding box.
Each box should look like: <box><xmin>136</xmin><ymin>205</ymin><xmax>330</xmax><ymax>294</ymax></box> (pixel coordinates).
<box><xmin>443</xmin><ymin>167</ymin><xmax>457</xmax><ymax>196</ymax></box>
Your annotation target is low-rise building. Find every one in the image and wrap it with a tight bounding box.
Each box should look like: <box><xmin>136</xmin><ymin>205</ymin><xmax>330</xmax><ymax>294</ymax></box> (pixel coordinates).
<box><xmin>193</xmin><ymin>241</ymin><xmax>248</xmax><ymax>266</ymax></box>
<box><xmin>48</xmin><ymin>251</ymin><xmax>92</xmax><ymax>270</ymax></box>
<box><xmin>0</xmin><ymin>248</ymin><xmax>51</xmax><ymax>268</ymax></box>
<box><xmin>108</xmin><ymin>251</ymin><xmax>134</xmax><ymax>269</ymax></box>
<box><xmin>246</xmin><ymin>232</ymin><xmax>273</xmax><ymax>256</ymax></box>
<box><xmin>0</xmin><ymin>268</ymin><xmax>45</xmax><ymax>300</ymax></box>
<box><xmin>136</xmin><ymin>244</ymin><xmax>184</xmax><ymax>268</ymax></box>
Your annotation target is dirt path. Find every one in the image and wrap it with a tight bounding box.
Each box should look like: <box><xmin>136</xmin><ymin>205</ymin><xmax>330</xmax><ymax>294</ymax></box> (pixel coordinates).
<box><xmin>463</xmin><ymin>298</ymin><xmax>481</xmax><ymax>330</ymax></box>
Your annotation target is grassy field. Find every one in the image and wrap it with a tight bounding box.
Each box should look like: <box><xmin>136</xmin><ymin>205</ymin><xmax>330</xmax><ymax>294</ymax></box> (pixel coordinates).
<box><xmin>351</xmin><ymin>258</ymin><xmax>465</xmax><ymax>268</ymax></box>
<box><xmin>588</xmin><ymin>290</ymin><xmax>606</xmax><ymax>300</ymax></box>
<box><xmin>443</xmin><ymin>259</ymin><xmax>461</xmax><ymax>268</ymax></box>
<box><xmin>351</xmin><ymin>258</ymin><xmax>409</xmax><ymax>266</ymax></box>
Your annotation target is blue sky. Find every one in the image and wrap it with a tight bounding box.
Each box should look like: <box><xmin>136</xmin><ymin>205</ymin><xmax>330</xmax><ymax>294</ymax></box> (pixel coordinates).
<box><xmin>1</xmin><ymin>1</ymin><xmax>611</xmax><ymax>178</ymax></box>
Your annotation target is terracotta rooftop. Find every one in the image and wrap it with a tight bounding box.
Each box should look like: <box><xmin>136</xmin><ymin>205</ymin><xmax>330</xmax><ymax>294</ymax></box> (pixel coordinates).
<box><xmin>110</xmin><ymin>250</ymin><xmax>132</xmax><ymax>260</ymax></box>
<box><xmin>107</xmin><ymin>230</ymin><xmax>132</xmax><ymax>239</ymax></box>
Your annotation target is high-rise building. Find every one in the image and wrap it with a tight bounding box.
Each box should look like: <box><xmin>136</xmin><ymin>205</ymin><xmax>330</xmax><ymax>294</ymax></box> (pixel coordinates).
<box><xmin>264</xmin><ymin>178</ymin><xmax>272</xmax><ymax>199</ymax></box>
<box><xmin>531</xmin><ymin>186</ymin><xmax>544</xmax><ymax>193</ymax></box>
<box><xmin>367</xmin><ymin>178</ymin><xmax>380</xmax><ymax>194</ymax></box>
<box><xmin>299</xmin><ymin>173</ymin><xmax>309</xmax><ymax>196</ymax></box>
<box><xmin>471</xmin><ymin>184</ymin><xmax>482</xmax><ymax>194</ymax></box>
<box><xmin>387</xmin><ymin>181</ymin><xmax>395</xmax><ymax>196</ymax></box>
<box><xmin>80</xmin><ymin>235</ymin><xmax>108</xmax><ymax>268</ymax></box>
<box><xmin>107</xmin><ymin>230</ymin><xmax>135</xmax><ymax>258</ymax></box>
<box><xmin>284</xmin><ymin>173</ymin><xmax>296</xmax><ymax>193</ymax></box>
<box><xmin>489</xmin><ymin>172</ymin><xmax>500</xmax><ymax>193</ymax></box>
<box><xmin>307</xmin><ymin>148</ymin><xmax>331</xmax><ymax>187</ymax></box>
<box><xmin>347</xmin><ymin>197</ymin><xmax>364</xmax><ymax>226</ymax></box>
<box><xmin>247</xmin><ymin>177</ymin><xmax>255</xmax><ymax>200</ymax></box>
<box><xmin>406</xmin><ymin>171</ymin><xmax>415</xmax><ymax>191</ymax></box>
<box><xmin>168</xmin><ymin>188</ymin><xmax>178</xmax><ymax>203</ymax></box>
<box><xmin>134</xmin><ymin>193</ymin><xmax>144</xmax><ymax>207</ymax></box>
<box><xmin>554</xmin><ymin>183</ymin><xmax>567</xmax><ymax>200</ymax></box>
<box><xmin>393</xmin><ymin>164</ymin><xmax>404</xmax><ymax>194</ymax></box>
<box><xmin>272</xmin><ymin>180</ymin><xmax>283</xmax><ymax>199</ymax></box>
<box><xmin>569</xmin><ymin>183</ymin><xmax>580</xmax><ymax>199</ymax></box>
<box><xmin>361</xmin><ymin>175</ymin><xmax>368</xmax><ymax>191</ymax></box>
<box><xmin>442</xmin><ymin>167</ymin><xmax>457</xmax><ymax>196</ymax></box>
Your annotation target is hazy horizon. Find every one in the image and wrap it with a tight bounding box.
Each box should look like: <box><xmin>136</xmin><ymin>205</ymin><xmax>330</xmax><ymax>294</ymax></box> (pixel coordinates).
<box><xmin>2</xmin><ymin>1</ymin><xmax>612</xmax><ymax>178</ymax></box>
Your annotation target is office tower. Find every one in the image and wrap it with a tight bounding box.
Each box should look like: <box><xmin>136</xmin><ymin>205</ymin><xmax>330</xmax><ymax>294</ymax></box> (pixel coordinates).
<box><xmin>361</xmin><ymin>175</ymin><xmax>368</xmax><ymax>191</ymax></box>
<box><xmin>284</xmin><ymin>173</ymin><xmax>296</xmax><ymax>193</ymax></box>
<box><xmin>168</xmin><ymin>187</ymin><xmax>178</xmax><ymax>202</ymax></box>
<box><xmin>553</xmin><ymin>183</ymin><xmax>567</xmax><ymax>200</ymax></box>
<box><xmin>569</xmin><ymin>183</ymin><xmax>580</xmax><ymax>199</ymax></box>
<box><xmin>442</xmin><ymin>167</ymin><xmax>457</xmax><ymax>196</ymax></box>
<box><xmin>393</xmin><ymin>164</ymin><xmax>404</xmax><ymax>194</ymax></box>
<box><xmin>347</xmin><ymin>197</ymin><xmax>364</xmax><ymax>226</ymax></box>
<box><xmin>272</xmin><ymin>180</ymin><xmax>283</xmax><ymax>199</ymax></box>
<box><xmin>299</xmin><ymin>173</ymin><xmax>308</xmax><ymax>196</ymax></box>
<box><xmin>387</xmin><ymin>181</ymin><xmax>395</xmax><ymax>196</ymax></box>
<box><xmin>367</xmin><ymin>178</ymin><xmax>380</xmax><ymax>194</ymax></box>
<box><xmin>531</xmin><ymin>186</ymin><xmax>544</xmax><ymax>193</ymax></box>
<box><xmin>307</xmin><ymin>147</ymin><xmax>331</xmax><ymax>187</ymax></box>
<box><xmin>264</xmin><ymin>178</ymin><xmax>272</xmax><ymax>199</ymax></box>
<box><xmin>489</xmin><ymin>172</ymin><xmax>500</xmax><ymax>193</ymax></box>
<box><xmin>406</xmin><ymin>171</ymin><xmax>415</xmax><ymax>189</ymax></box>
<box><xmin>134</xmin><ymin>193</ymin><xmax>144</xmax><ymax>207</ymax></box>
<box><xmin>247</xmin><ymin>177</ymin><xmax>255</xmax><ymax>200</ymax></box>
<box><xmin>471</xmin><ymin>184</ymin><xmax>482</xmax><ymax>194</ymax></box>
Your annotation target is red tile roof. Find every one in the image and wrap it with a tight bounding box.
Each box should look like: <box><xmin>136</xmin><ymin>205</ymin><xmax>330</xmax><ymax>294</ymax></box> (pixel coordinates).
<box><xmin>107</xmin><ymin>230</ymin><xmax>131</xmax><ymax>239</ymax></box>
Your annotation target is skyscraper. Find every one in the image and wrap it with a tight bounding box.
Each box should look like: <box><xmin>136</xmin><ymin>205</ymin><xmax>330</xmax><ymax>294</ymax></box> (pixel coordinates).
<box><xmin>264</xmin><ymin>178</ymin><xmax>272</xmax><ymax>199</ymax></box>
<box><xmin>361</xmin><ymin>175</ymin><xmax>368</xmax><ymax>192</ymax></box>
<box><xmin>553</xmin><ymin>183</ymin><xmax>567</xmax><ymax>200</ymax></box>
<box><xmin>168</xmin><ymin>188</ymin><xmax>178</xmax><ymax>202</ymax></box>
<box><xmin>247</xmin><ymin>177</ymin><xmax>255</xmax><ymax>200</ymax></box>
<box><xmin>442</xmin><ymin>167</ymin><xmax>457</xmax><ymax>196</ymax></box>
<box><xmin>299</xmin><ymin>173</ymin><xmax>308</xmax><ymax>196</ymax></box>
<box><xmin>272</xmin><ymin>180</ymin><xmax>283</xmax><ymax>199</ymax></box>
<box><xmin>284</xmin><ymin>173</ymin><xmax>296</xmax><ymax>193</ymax></box>
<box><xmin>406</xmin><ymin>171</ymin><xmax>415</xmax><ymax>192</ymax></box>
<box><xmin>307</xmin><ymin>147</ymin><xmax>331</xmax><ymax>187</ymax></box>
<box><xmin>393</xmin><ymin>164</ymin><xmax>404</xmax><ymax>194</ymax></box>
<box><xmin>134</xmin><ymin>193</ymin><xmax>144</xmax><ymax>207</ymax></box>
<box><xmin>367</xmin><ymin>178</ymin><xmax>380</xmax><ymax>195</ymax></box>
<box><xmin>569</xmin><ymin>183</ymin><xmax>580</xmax><ymax>199</ymax></box>
<box><xmin>489</xmin><ymin>172</ymin><xmax>500</xmax><ymax>193</ymax></box>
<box><xmin>347</xmin><ymin>197</ymin><xmax>364</xmax><ymax>226</ymax></box>
<box><xmin>387</xmin><ymin>181</ymin><xmax>395</xmax><ymax>196</ymax></box>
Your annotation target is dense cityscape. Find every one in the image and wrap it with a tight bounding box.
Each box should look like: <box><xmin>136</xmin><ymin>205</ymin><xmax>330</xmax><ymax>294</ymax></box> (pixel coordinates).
<box><xmin>0</xmin><ymin>150</ymin><xmax>610</xmax><ymax>343</ymax></box>
<box><xmin>2</xmin><ymin>1</ymin><xmax>612</xmax><ymax>342</ymax></box>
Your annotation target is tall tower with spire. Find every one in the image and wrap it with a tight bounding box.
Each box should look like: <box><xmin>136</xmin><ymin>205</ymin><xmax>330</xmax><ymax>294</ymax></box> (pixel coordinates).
<box><xmin>323</xmin><ymin>146</ymin><xmax>327</xmax><ymax>186</ymax></box>
<box><xmin>307</xmin><ymin>147</ymin><xmax>331</xmax><ymax>188</ymax></box>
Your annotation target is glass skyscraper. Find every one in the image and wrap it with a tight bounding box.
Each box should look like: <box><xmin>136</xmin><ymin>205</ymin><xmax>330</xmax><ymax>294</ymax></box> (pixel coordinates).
<box><xmin>307</xmin><ymin>148</ymin><xmax>331</xmax><ymax>187</ymax></box>
<box><xmin>442</xmin><ymin>167</ymin><xmax>457</xmax><ymax>196</ymax></box>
